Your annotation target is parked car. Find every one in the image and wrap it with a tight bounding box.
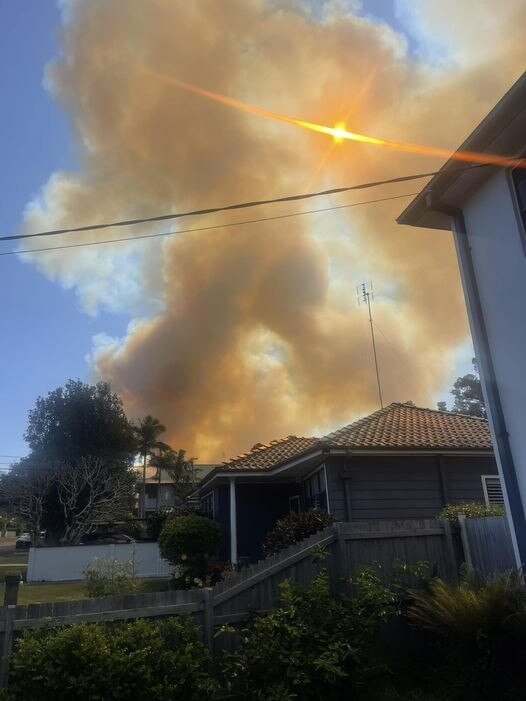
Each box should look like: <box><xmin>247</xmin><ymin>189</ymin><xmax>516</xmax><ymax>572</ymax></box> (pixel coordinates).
<box><xmin>15</xmin><ymin>531</ymin><xmax>45</xmax><ymax>549</ymax></box>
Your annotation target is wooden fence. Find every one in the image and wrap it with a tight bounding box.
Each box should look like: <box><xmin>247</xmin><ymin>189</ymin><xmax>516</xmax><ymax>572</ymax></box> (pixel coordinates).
<box><xmin>0</xmin><ymin>518</ymin><xmax>458</xmax><ymax>685</ymax></box>
<box><xmin>458</xmin><ymin>514</ymin><xmax>516</xmax><ymax>577</ymax></box>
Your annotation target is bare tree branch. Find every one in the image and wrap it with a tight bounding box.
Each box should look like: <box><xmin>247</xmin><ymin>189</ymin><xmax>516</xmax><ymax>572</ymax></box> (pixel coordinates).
<box><xmin>0</xmin><ymin>462</ymin><xmax>57</xmax><ymax>540</ymax></box>
<box><xmin>55</xmin><ymin>457</ymin><xmax>135</xmax><ymax>544</ymax></box>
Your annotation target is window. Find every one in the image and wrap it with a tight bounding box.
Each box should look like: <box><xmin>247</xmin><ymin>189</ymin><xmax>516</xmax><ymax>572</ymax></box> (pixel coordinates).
<box><xmin>510</xmin><ymin>167</ymin><xmax>526</xmax><ymax>252</ymax></box>
<box><xmin>303</xmin><ymin>468</ymin><xmax>327</xmax><ymax>511</ymax></box>
<box><xmin>145</xmin><ymin>484</ymin><xmax>157</xmax><ymax>499</ymax></box>
<box><xmin>289</xmin><ymin>495</ymin><xmax>301</xmax><ymax>514</ymax></box>
<box><xmin>482</xmin><ymin>475</ymin><xmax>504</xmax><ymax>506</ymax></box>
<box><xmin>201</xmin><ymin>491</ymin><xmax>215</xmax><ymax>518</ymax></box>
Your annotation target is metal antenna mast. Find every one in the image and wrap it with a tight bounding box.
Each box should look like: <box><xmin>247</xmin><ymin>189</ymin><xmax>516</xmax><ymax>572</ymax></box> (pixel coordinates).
<box><xmin>357</xmin><ymin>282</ymin><xmax>383</xmax><ymax>408</ymax></box>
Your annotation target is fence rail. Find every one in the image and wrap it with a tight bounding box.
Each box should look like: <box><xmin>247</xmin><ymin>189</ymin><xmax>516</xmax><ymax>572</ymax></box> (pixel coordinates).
<box><xmin>0</xmin><ymin>517</ymin><xmax>476</xmax><ymax>686</ymax></box>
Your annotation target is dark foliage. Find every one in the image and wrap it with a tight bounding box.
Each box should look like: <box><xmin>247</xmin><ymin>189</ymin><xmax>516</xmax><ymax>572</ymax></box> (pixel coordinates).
<box><xmin>221</xmin><ymin>569</ymin><xmax>400</xmax><ymax>700</ymax></box>
<box><xmin>4</xmin><ymin>617</ymin><xmax>217</xmax><ymax>700</ymax></box>
<box><xmin>262</xmin><ymin>508</ymin><xmax>336</xmax><ymax>556</ymax></box>
<box><xmin>407</xmin><ymin>570</ymin><xmax>526</xmax><ymax>700</ymax></box>
<box><xmin>25</xmin><ymin>379</ymin><xmax>136</xmax><ymax>464</ymax></box>
<box><xmin>159</xmin><ymin>513</ymin><xmax>222</xmax><ymax>588</ymax></box>
<box><xmin>146</xmin><ymin>509</ymin><xmax>170</xmax><ymax>540</ymax></box>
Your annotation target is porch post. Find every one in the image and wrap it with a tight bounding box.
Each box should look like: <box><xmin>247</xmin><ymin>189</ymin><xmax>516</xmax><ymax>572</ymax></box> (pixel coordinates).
<box><xmin>229</xmin><ymin>477</ymin><xmax>238</xmax><ymax>565</ymax></box>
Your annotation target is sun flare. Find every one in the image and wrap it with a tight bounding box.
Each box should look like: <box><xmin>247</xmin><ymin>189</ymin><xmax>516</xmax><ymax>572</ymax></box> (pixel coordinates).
<box><xmin>332</xmin><ymin>121</ymin><xmax>348</xmax><ymax>144</ymax></box>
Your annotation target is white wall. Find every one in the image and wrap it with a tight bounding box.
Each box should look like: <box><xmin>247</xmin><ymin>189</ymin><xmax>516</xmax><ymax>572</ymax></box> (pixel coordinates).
<box><xmin>27</xmin><ymin>542</ymin><xmax>172</xmax><ymax>582</ymax></box>
<box><xmin>461</xmin><ymin>168</ymin><xmax>526</xmax><ymax>557</ymax></box>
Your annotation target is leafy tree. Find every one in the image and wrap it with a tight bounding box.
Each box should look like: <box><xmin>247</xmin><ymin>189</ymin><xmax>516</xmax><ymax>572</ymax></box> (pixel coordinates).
<box><xmin>451</xmin><ymin>358</ymin><xmax>486</xmax><ymax>418</ymax></box>
<box><xmin>3</xmin><ymin>380</ymin><xmax>137</xmax><ymax>543</ymax></box>
<box><xmin>439</xmin><ymin>358</ymin><xmax>486</xmax><ymax>418</ymax></box>
<box><xmin>25</xmin><ymin>380</ymin><xmax>136</xmax><ymax>464</ymax></box>
<box><xmin>133</xmin><ymin>415</ymin><xmax>169</xmax><ymax>517</ymax></box>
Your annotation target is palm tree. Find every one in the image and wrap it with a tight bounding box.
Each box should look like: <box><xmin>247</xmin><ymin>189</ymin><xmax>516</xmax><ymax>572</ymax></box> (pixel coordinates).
<box><xmin>133</xmin><ymin>415</ymin><xmax>169</xmax><ymax>518</ymax></box>
<box><xmin>150</xmin><ymin>448</ymin><xmax>196</xmax><ymax>508</ymax></box>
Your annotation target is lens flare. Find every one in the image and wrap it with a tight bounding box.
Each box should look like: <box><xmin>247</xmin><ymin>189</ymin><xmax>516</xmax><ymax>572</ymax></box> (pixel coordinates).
<box><xmin>157</xmin><ymin>73</ymin><xmax>526</xmax><ymax>169</ymax></box>
<box><xmin>332</xmin><ymin>122</ymin><xmax>347</xmax><ymax>144</ymax></box>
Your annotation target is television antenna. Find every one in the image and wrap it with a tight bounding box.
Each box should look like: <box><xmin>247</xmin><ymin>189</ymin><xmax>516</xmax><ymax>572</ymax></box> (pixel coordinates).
<box><xmin>357</xmin><ymin>281</ymin><xmax>383</xmax><ymax>408</ymax></box>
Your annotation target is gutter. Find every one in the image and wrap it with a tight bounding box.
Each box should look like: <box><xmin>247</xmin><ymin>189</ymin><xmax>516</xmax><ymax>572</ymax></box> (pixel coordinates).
<box><xmin>425</xmin><ymin>195</ymin><xmax>526</xmax><ymax>566</ymax></box>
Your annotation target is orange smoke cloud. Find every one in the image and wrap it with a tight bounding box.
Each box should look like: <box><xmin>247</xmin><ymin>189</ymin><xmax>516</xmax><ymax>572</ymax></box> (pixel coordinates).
<box><xmin>20</xmin><ymin>0</ymin><xmax>526</xmax><ymax>461</ymax></box>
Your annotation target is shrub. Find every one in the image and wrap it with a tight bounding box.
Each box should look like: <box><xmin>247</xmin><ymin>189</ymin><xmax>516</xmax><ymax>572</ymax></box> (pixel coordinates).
<box><xmin>438</xmin><ymin>502</ymin><xmax>505</xmax><ymax>522</ymax></box>
<box><xmin>83</xmin><ymin>556</ymin><xmax>138</xmax><ymax>597</ymax></box>
<box><xmin>119</xmin><ymin>517</ymin><xmax>145</xmax><ymax>540</ymax></box>
<box><xmin>5</xmin><ymin>617</ymin><xmax>216</xmax><ymax>701</ymax></box>
<box><xmin>146</xmin><ymin>509</ymin><xmax>170</xmax><ymax>540</ymax></box>
<box><xmin>221</xmin><ymin>568</ymin><xmax>400</xmax><ymax>700</ymax></box>
<box><xmin>407</xmin><ymin>570</ymin><xmax>526</xmax><ymax>699</ymax></box>
<box><xmin>159</xmin><ymin>513</ymin><xmax>222</xmax><ymax>588</ymax></box>
<box><xmin>262</xmin><ymin>509</ymin><xmax>336</xmax><ymax>556</ymax></box>
<box><xmin>159</xmin><ymin>513</ymin><xmax>222</xmax><ymax>562</ymax></box>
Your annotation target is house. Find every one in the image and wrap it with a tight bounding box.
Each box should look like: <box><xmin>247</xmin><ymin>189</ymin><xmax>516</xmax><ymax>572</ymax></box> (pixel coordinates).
<box><xmin>397</xmin><ymin>71</ymin><xmax>526</xmax><ymax>566</ymax></box>
<box><xmin>193</xmin><ymin>403</ymin><xmax>500</xmax><ymax>562</ymax></box>
<box><xmin>136</xmin><ymin>464</ymin><xmax>216</xmax><ymax>515</ymax></box>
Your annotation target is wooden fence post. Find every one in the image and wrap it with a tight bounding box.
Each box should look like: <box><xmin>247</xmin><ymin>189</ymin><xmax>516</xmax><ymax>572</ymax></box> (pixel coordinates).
<box><xmin>3</xmin><ymin>573</ymin><xmax>21</xmax><ymax>607</ymax></box>
<box><xmin>333</xmin><ymin>523</ymin><xmax>347</xmax><ymax>595</ymax></box>
<box><xmin>439</xmin><ymin>520</ymin><xmax>459</xmax><ymax>583</ymax></box>
<box><xmin>457</xmin><ymin>514</ymin><xmax>473</xmax><ymax>569</ymax></box>
<box><xmin>202</xmin><ymin>588</ymin><xmax>214</xmax><ymax>652</ymax></box>
<box><xmin>0</xmin><ymin>605</ymin><xmax>15</xmax><ymax>687</ymax></box>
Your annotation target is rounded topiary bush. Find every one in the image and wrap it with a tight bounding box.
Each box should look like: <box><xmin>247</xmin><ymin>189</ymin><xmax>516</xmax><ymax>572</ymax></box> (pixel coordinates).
<box><xmin>159</xmin><ymin>513</ymin><xmax>222</xmax><ymax>564</ymax></box>
<box><xmin>262</xmin><ymin>509</ymin><xmax>336</xmax><ymax>556</ymax></box>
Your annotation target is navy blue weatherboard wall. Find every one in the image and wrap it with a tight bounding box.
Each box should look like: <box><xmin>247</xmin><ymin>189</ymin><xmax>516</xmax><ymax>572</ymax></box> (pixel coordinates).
<box><xmin>203</xmin><ymin>454</ymin><xmax>499</xmax><ymax>561</ymax></box>
<box><xmin>326</xmin><ymin>455</ymin><xmax>499</xmax><ymax>521</ymax></box>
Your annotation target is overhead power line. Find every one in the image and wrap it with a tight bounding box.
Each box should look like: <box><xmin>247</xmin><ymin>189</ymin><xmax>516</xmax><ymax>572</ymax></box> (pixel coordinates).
<box><xmin>0</xmin><ymin>164</ymin><xmax>489</xmax><ymax>245</ymax></box>
<box><xmin>0</xmin><ymin>192</ymin><xmax>420</xmax><ymax>257</ymax></box>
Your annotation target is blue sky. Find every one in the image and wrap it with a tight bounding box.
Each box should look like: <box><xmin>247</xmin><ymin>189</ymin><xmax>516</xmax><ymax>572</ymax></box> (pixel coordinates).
<box><xmin>0</xmin><ymin>2</ymin><xmax>129</xmax><ymax>462</ymax></box>
<box><xmin>0</xmin><ymin>0</ymin><xmax>472</xmax><ymax>463</ymax></box>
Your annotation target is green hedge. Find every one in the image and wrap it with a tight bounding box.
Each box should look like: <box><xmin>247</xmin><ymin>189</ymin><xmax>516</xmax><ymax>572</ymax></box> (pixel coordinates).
<box><xmin>438</xmin><ymin>502</ymin><xmax>505</xmax><ymax>523</ymax></box>
<box><xmin>4</xmin><ymin>617</ymin><xmax>216</xmax><ymax>700</ymax></box>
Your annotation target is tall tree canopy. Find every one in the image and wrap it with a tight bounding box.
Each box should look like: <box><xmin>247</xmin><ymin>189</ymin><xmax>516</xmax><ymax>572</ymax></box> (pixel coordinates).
<box><xmin>25</xmin><ymin>379</ymin><xmax>136</xmax><ymax>464</ymax></box>
<box><xmin>448</xmin><ymin>358</ymin><xmax>486</xmax><ymax>418</ymax></box>
<box><xmin>1</xmin><ymin>380</ymin><xmax>138</xmax><ymax>543</ymax></box>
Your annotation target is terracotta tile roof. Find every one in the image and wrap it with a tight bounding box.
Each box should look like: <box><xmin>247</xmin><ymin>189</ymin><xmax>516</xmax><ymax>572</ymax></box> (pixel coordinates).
<box><xmin>221</xmin><ymin>435</ymin><xmax>320</xmax><ymax>472</ymax></box>
<box><xmin>323</xmin><ymin>402</ymin><xmax>492</xmax><ymax>451</ymax></box>
<box><xmin>197</xmin><ymin>404</ymin><xmax>492</xmax><ymax>488</ymax></box>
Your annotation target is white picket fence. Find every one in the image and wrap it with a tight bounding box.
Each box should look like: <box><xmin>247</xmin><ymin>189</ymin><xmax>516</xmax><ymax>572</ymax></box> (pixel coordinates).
<box><xmin>27</xmin><ymin>542</ymin><xmax>172</xmax><ymax>582</ymax></box>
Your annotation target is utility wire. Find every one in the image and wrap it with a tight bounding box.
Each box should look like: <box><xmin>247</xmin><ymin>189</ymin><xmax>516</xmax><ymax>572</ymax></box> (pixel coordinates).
<box><xmin>0</xmin><ymin>192</ymin><xmax>419</xmax><ymax>257</ymax></box>
<box><xmin>0</xmin><ymin>164</ymin><xmax>489</xmax><ymax>245</ymax></box>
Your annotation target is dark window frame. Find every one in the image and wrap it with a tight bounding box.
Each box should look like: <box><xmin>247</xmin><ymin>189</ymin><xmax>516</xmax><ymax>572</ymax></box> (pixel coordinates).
<box><xmin>201</xmin><ymin>490</ymin><xmax>215</xmax><ymax>518</ymax></box>
<box><xmin>303</xmin><ymin>466</ymin><xmax>328</xmax><ymax>512</ymax></box>
<box><xmin>145</xmin><ymin>484</ymin><xmax>157</xmax><ymax>499</ymax></box>
<box><xmin>289</xmin><ymin>495</ymin><xmax>301</xmax><ymax>514</ymax></box>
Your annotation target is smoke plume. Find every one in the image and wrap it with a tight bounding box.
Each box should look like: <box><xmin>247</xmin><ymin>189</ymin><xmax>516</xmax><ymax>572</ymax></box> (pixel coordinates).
<box><xmin>21</xmin><ymin>0</ymin><xmax>526</xmax><ymax>460</ymax></box>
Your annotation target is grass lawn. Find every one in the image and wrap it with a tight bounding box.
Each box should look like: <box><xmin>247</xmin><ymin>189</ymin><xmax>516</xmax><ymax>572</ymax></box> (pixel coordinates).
<box><xmin>0</xmin><ymin>576</ymin><xmax>171</xmax><ymax>604</ymax></box>
<box><xmin>0</xmin><ymin>551</ymin><xmax>28</xmax><ymax>582</ymax></box>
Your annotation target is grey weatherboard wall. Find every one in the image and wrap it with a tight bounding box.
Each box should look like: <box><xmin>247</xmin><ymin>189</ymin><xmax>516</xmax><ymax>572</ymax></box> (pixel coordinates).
<box><xmin>327</xmin><ymin>454</ymin><xmax>499</xmax><ymax>521</ymax></box>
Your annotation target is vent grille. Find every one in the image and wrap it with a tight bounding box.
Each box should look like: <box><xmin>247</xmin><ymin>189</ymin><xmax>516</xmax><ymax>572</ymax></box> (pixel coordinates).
<box><xmin>482</xmin><ymin>476</ymin><xmax>504</xmax><ymax>506</ymax></box>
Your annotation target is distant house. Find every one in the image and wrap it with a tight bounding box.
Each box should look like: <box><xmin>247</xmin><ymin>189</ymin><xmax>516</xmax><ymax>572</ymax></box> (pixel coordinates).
<box><xmin>136</xmin><ymin>464</ymin><xmax>216</xmax><ymax>515</ymax></box>
<box><xmin>397</xmin><ymin>71</ymin><xmax>526</xmax><ymax>565</ymax></box>
<box><xmin>192</xmin><ymin>403</ymin><xmax>500</xmax><ymax>562</ymax></box>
